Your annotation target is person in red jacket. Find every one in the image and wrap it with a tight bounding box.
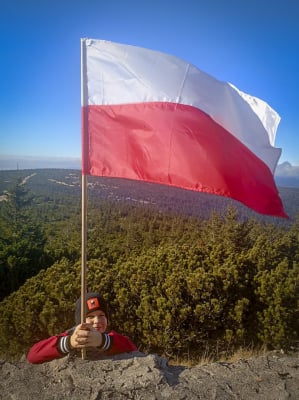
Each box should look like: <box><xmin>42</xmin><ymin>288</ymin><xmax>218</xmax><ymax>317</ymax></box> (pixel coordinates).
<box><xmin>27</xmin><ymin>292</ymin><xmax>137</xmax><ymax>364</ymax></box>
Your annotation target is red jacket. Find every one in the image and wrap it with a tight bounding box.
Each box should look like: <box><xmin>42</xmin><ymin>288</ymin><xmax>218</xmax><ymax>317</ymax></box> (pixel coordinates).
<box><xmin>27</xmin><ymin>329</ymin><xmax>137</xmax><ymax>364</ymax></box>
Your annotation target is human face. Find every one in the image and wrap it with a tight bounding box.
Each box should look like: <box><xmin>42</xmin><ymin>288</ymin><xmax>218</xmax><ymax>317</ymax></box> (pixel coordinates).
<box><xmin>85</xmin><ymin>310</ymin><xmax>107</xmax><ymax>333</ymax></box>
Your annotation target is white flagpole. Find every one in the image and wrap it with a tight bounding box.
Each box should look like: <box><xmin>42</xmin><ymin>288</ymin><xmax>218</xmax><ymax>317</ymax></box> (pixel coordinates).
<box><xmin>80</xmin><ymin>38</ymin><xmax>88</xmax><ymax>359</ymax></box>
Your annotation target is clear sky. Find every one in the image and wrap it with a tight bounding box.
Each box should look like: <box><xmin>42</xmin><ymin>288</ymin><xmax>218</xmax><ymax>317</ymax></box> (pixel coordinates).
<box><xmin>0</xmin><ymin>0</ymin><xmax>298</xmax><ymax>167</ymax></box>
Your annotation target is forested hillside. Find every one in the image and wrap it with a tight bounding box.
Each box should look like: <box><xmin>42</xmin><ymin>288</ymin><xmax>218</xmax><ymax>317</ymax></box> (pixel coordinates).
<box><xmin>0</xmin><ymin>169</ymin><xmax>298</xmax><ymax>360</ymax></box>
<box><xmin>1</xmin><ymin>168</ymin><xmax>298</xmax><ymax>220</ymax></box>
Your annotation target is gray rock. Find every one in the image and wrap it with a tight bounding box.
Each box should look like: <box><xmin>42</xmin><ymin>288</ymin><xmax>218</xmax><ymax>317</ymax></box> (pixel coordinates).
<box><xmin>0</xmin><ymin>351</ymin><xmax>298</xmax><ymax>399</ymax></box>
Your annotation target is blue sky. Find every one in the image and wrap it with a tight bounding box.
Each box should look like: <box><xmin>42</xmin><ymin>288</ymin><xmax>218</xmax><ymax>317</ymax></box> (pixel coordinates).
<box><xmin>0</xmin><ymin>0</ymin><xmax>298</xmax><ymax>169</ymax></box>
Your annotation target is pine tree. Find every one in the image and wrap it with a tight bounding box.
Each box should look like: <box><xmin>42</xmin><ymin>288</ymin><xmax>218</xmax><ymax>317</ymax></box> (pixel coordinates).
<box><xmin>0</xmin><ymin>179</ymin><xmax>46</xmax><ymax>300</ymax></box>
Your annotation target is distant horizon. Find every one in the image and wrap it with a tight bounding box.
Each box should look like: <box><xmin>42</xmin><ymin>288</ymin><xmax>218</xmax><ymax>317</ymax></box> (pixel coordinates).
<box><xmin>0</xmin><ymin>154</ymin><xmax>299</xmax><ymax>182</ymax></box>
<box><xmin>0</xmin><ymin>154</ymin><xmax>81</xmax><ymax>171</ymax></box>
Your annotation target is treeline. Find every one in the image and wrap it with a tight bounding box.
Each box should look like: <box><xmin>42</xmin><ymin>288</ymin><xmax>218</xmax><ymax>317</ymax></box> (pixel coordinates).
<box><xmin>0</xmin><ymin>180</ymin><xmax>298</xmax><ymax>360</ymax></box>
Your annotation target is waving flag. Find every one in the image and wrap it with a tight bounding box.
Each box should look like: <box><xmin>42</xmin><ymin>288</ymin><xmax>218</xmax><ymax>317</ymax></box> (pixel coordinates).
<box><xmin>81</xmin><ymin>38</ymin><xmax>286</xmax><ymax>217</ymax></box>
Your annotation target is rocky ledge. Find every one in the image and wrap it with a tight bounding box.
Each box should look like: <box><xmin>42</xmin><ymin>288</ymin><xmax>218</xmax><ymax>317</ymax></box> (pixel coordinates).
<box><xmin>1</xmin><ymin>351</ymin><xmax>298</xmax><ymax>399</ymax></box>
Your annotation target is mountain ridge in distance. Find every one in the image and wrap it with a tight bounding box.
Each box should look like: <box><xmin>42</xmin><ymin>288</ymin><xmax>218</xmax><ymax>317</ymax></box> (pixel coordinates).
<box><xmin>0</xmin><ymin>168</ymin><xmax>298</xmax><ymax>222</ymax></box>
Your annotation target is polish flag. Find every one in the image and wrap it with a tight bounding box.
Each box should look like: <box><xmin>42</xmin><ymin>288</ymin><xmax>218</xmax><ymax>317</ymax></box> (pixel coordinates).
<box><xmin>81</xmin><ymin>39</ymin><xmax>286</xmax><ymax>217</ymax></box>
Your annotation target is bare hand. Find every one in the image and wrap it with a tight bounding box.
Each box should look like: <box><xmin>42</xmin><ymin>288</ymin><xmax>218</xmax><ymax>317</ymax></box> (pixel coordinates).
<box><xmin>70</xmin><ymin>323</ymin><xmax>102</xmax><ymax>349</ymax></box>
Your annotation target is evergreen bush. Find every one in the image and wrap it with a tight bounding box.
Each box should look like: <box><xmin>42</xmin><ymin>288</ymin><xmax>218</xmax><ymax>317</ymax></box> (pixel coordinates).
<box><xmin>0</xmin><ymin>207</ymin><xmax>298</xmax><ymax>360</ymax></box>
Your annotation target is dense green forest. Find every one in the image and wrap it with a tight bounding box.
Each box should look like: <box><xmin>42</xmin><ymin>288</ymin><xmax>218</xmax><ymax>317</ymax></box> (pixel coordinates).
<box><xmin>0</xmin><ymin>169</ymin><xmax>298</xmax><ymax>360</ymax></box>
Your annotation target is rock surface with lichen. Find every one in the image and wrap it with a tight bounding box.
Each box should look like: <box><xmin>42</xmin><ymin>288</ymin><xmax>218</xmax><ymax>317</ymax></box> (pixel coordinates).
<box><xmin>1</xmin><ymin>351</ymin><xmax>298</xmax><ymax>399</ymax></box>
